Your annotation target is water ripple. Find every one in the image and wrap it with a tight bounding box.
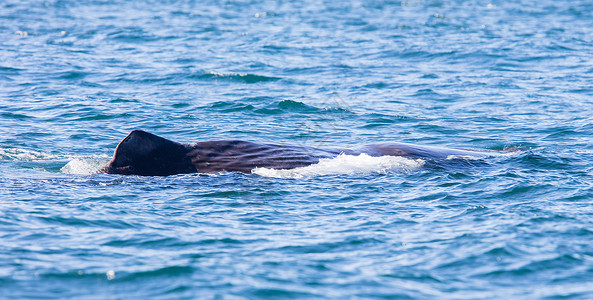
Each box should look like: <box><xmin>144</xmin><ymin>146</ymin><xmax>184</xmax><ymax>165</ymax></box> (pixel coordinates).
<box><xmin>2</xmin><ymin>0</ymin><xmax>593</xmax><ymax>298</ymax></box>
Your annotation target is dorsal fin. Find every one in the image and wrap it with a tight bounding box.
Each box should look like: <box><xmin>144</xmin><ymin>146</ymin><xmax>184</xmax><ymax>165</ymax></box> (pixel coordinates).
<box><xmin>103</xmin><ymin>130</ymin><xmax>195</xmax><ymax>176</ymax></box>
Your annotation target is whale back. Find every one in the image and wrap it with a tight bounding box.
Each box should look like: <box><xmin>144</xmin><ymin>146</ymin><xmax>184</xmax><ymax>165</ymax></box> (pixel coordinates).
<box><xmin>102</xmin><ymin>130</ymin><xmax>195</xmax><ymax>176</ymax></box>
<box><xmin>99</xmin><ymin>130</ymin><xmax>504</xmax><ymax>176</ymax></box>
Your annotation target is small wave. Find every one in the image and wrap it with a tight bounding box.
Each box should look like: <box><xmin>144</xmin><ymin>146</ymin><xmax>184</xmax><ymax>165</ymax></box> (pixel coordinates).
<box><xmin>1</xmin><ymin>112</ymin><xmax>33</xmax><ymax>119</ymax></box>
<box><xmin>207</xmin><ymin>99</ymin><xmax>330</xmax><ymax>115</ymax></box>
<box><xmin>277</xmin><ymin>99</ymin><xmax>319</xmax><ymax>113</ymax></box>
<box><xmin>0</xmin><ymin>147</ymin><xmax>61</xmax><ymax>160</ymax></box>
<box><xmin>446</xmin><ymin>155</ymin><xmax>486</xmax><ymax>160</ymax></box>
<box><xmin>61</xmin><ymin>156</ymin><xmax>110</xmax><ymax>175</ymax></box>
<box><xmin>1</xmin><ymin>147</ymin><xmax>109</xmax><ymax>174</ymax></box>
<box><xmin>197</xmin><ymin>71</ymin><xmax>280</xmax><ymax>83</ymax></box>
<box><xmin>253</xmin><ymin>153</ymin><xmax>425</xmax><ymax>179</ymax></box>
<box><xmin>445</xmin><ymin>147</ymin><xmax>529</xmax><ymax>161</ymax></box>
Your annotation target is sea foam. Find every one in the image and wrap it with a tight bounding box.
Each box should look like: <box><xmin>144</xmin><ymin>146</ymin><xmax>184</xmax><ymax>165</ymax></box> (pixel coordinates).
<box><xmin>252</xmin><ymin>153</ymin><xmax>425</xmax><ymax>179</ymax></box>
<box><xmin>0</xmin><ymin>147</ymin><xmax>61</xmax><ymax>160</ymax></box>
<box><xmin>60</xmin><ymin>156</ymin><xmax>110</xmax><ymax>175</ymax></box>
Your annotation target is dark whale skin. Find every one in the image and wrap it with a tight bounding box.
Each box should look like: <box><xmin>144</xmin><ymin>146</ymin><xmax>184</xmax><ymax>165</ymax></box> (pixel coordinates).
<box><xmin>100</xmin><ymin>130</ymin><xmax>499</xmax><ymax>176</ymax></box>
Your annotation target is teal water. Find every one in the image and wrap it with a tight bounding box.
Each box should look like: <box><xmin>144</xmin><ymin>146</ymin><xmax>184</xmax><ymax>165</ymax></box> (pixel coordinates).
<box><xmin>2</xmin><ymin>0</ymin><xmax>593</xmax><ymax>298</ymax></box>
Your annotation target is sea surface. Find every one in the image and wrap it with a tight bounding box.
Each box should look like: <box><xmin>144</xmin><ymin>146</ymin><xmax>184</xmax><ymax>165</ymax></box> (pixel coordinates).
<box><xmin>2</xmin><ymin>0</ymin><xmax>593</xmax><ymax>298</ymax></box>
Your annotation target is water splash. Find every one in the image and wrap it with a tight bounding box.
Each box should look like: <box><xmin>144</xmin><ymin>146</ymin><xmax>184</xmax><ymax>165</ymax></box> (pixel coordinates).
<box><xmin>0</xmin><ymin>147</ymin><xmax>61</xmax><ymax>161</ymax></box>
<box><xmin>61</xmin><ymin>156</ymin><xmax>110</xmax><ymax>174</ymax></box>
<box><xmin>1</xmin><ymin>147</ymin><xmax>109</xmax><ymax>174</ymax></box>
<box><xmin>252</xmin><ymin>153</ymin><xmax>425</xmax><ymax>179</ymax></box>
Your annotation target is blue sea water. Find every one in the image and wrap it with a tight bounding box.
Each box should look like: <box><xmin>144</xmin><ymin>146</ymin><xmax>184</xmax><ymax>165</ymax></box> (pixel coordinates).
<box><xmin>1</xmin><ymin>0</ymin><xmax>593</xmax><ymax>298</ymax></box>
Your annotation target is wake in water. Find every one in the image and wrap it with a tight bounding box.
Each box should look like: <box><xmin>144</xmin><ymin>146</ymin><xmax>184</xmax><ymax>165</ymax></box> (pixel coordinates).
<box><xmin>0</xmin><ymin>147</ymin><xmax>61</xmax><ymax>161</ymax></box>
<box><xmin>0</xmin><ymin>147</ymin><xmax>109</xmax><ymax>175</ymax></box>
<box><xmin>253</xmin><ymin>153</ymin><xmax>425</xmax><ymax>179</ymax></box>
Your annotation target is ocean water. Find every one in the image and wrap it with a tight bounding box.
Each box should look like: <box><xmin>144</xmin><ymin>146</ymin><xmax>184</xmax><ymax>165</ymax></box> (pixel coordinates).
<box><xmin>1</xmin><ymin>0</ymin><xmax>593</xmax><ymax>298</ymax></box>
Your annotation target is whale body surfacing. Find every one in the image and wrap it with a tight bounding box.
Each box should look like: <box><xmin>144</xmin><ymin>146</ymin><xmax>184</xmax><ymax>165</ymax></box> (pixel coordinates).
<box><xmin>100</xmin><ymin>130</ymin><xmax>500</xmax><ymax>176</ymax></box>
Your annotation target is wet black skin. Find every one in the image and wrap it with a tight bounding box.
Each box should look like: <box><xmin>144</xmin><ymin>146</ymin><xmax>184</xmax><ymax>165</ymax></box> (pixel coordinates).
<box><xmin>100</xmin><ymin>130</ymin><xmax>499</xmax><ymax>176</ymax></box>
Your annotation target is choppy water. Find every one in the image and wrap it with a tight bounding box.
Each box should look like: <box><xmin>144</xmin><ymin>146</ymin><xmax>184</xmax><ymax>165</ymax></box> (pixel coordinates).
<box><xmin>2</xmin><ymin>0</ymin><xmax>593</xmax><ymax>298</ymax></box>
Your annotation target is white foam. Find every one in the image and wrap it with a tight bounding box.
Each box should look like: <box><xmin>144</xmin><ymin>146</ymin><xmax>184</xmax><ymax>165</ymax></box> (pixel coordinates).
<box><xmin>252</xmin><ymin>153</ymin><xmax>425</xmax><ymax>179</ymax></box>
<box><xmin>1</xmin><ymin>147</ymin><xmax>110</xmax><ymax>175</ymax></box>
<box><xmin>0</xmin><ymin>147</ymin><xmax>61</xmax><ymax>160</ymax></box>
<box><xmin>446</xmin><ymin>154</ymin><xmax>484</xmax><ymax>160</ymax></box>
<box><xmin>60</xmin><ymin>156</ymin><xmax>110</xmax><ymax>175</ymax></box>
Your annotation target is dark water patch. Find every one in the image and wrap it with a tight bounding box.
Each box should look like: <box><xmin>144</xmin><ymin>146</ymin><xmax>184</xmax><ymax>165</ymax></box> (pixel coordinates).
<box><xmin>197</xmin><ymin>237</ymin><xmax>257</xmax><ymax>246</ymax></box>
<box><xmin>283</xmin><ymin>65</ymin><xmax>331</xmax><ymax>76</ymax></box>
<box><xmin>0</xmin><ymin>66</ymin><xmax>22</xmax><ymax>73</ymax></box>
<box><xmin>277</xmin><ymin>99</ymin><xmax>318</xmax><ymax>113</ymax></box>
<box><xmin>39</xmin><ymin>269</ymin><xmax>116</xmax><ymax>281</ymax></box>
<box><xmin>498</xmin><ymin>183</ymin><xmax>555</xmax><ymax>200</ymax></box>
<box><xmin>34</xmin><ymin>266</ymin><xmax>195</xmax><ymax>297</ymax></box>
<box><xmin>247</xmin><ymin>287</ymin><xmax>318</xmax><ymax>298</ymax></box>
<box><xmin>58</xmin><ymin>71</ymin><xmax>88</xmax><ymax>80</ymax></box>
<box><xmin>563</xmin><ymin>191</ymin><xmax>593</xmax><ymax>203</ymax></box>
<box><xmin>205</xmin><ymin>99</ymin><xmax>333</xmax><ymax>116</ymax></box>
<box><xmin>542</xmin><ymin>129</ymin><xmax>582</xmax><ymax>140</ymax></box>
<box><xmin>79</xmin><ymin>81</ymin><xmax>104</xmax><ymax>88</ymax></box>
<box><xmin>484</xmin><ymin>245</ymin><xmax>529</xmax><ymax>260</ymax></box>
<box><xmin>276</xmin><ymin>237</ymin><xmax>385</xmax><ymax>254</ymax></box>
<box><xmin>110</xmin><ymin>98</ymin><xmax>139</xmax><ymax>103</ymax></box>
<box><xmin>359</xmin><ymin>113</ymin><xmax>411</xmax><ymax>129</ymax></box>
<box><xmin>518</xmin><ymin>213</ymin><xmax>578</xmax><ymax>228</ymax></box>
<box><xmin>381</xmin><ymin>270</ymin><xmax>443</xmax><ymax>284</ymax></box>
<box><xmin>363</xmin><ymin>81</ymin><xmax>390</xmax><ymax>89</ymax></box>
<box><xmin>238</xmin><ymin>214</ymin><xmax>291</xmax><ymax>225</ymax></box>
<box><xmin>1</xmin><ymin>112</ymin><xmax>33</xmax><ymax>120</ymax></box>
<box><xmin>515</xmin><ymin>152</ymin><xmax>575</xmax><ymax>171</ymax></box>
<box><xmin>38</xmin><ymin>216</ymin><xmax>136</xmax><ymax>229</ymax></box>
<box><xmin>106</xmin><ymin>27</ymin><xmax>160</xmax><ymax>43</ymax></box>
<box><xmin>413</xmin><ymin>88</ymin><xmax>439</xmax><ymax>96</ymax></box>
<box><xmin>567</xmin><ymin>87</ymin><xmax>593</xmax><ymax>94</ymax></box>
<box><xmin>477</xmin><ymin>254</ymin><xmax>584</xmax><ymax>282</ymax></box>
<box><xmin>119</xmin><ymin>266</ymin><xmax>194</xmax><ymax>281</ymax></box>
<box><xmin>73</xmin><ymin>113</ymin><xmax>131</xmax><ymax>121</ymax></box>
<box><xmin>403</xmin><ymin>49</ymin><xmax>457</xmax><ymax>60</ymax></box>
<box><xmin>104</xmin><ymin>236</ymin><xmax>193</xmax><ymax>249</ymax></box>
<box><xmin>207</xmin><ymin>101</ymin><xmax>255</xmax><ymax>113</ymax></box>
<box><xmin>253</xmin><ymin>107</ymin><xmax>284</xmax><ymax>115</ymax></box>
<box><xmin>197</xmin><ymin>190</ymin><xmax>254</xmax><ymax>199</ymax></box>
<box><xmin>192</xmin><ymin>71</ymin><xmax>281</xmax><ymax>83</ymax></box>
<box><xmin>104</xmin><ymin>72</ymin><xmax>178</xmax><ymax>85</ymax></box>
<box><xmin>421</xmin><ymin>73</ymin><xmax>440</xmax><ymax>79</ymax></box>
<box><xmin>171</xmin><ymin>102</ymin><xmax>191</xmax><ymax>108</ymax></box>
<box><xmin>15</xmin><ymin>131</ymin><xmax>52</xmax><ymax>139</ymax></box>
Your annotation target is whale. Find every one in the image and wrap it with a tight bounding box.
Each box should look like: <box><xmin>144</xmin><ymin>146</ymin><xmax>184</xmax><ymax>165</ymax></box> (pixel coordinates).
<box><xmin>100</xmin><ymin>130</ymin><xmax>502</xmax><ymax>176</ymax></box>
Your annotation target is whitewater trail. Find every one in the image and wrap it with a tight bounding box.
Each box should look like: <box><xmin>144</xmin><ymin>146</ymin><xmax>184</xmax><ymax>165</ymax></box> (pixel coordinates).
<box><xmin>253</xmin><ymin>153</ymin><xmax>425</xmax><ymax>179</ymax></box>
